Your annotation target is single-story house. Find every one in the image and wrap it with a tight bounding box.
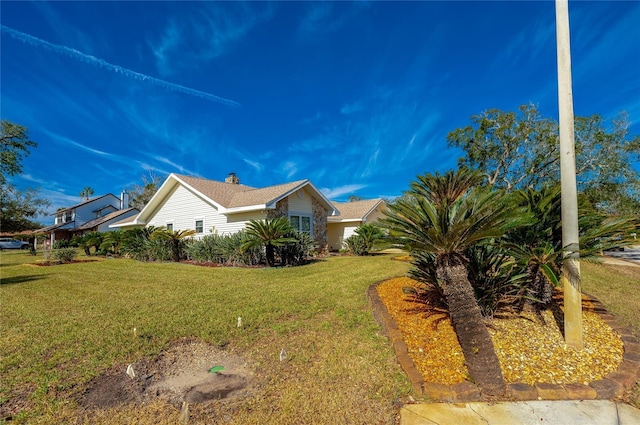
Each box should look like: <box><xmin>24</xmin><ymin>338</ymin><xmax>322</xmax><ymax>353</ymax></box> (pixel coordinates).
<box><xmin>111</xmin><ymin>173</ymin><xmax>338</xmax><ymax>252</ymax></box>
<box><xmin>38</xmin><ymin>191</ymin><xmax>138</xmax><ymax>245</ymax></box>
<box><xmin>327</xmin><ymin>199</ymin><xmax>387</xmax><ymax>251</ymax></box>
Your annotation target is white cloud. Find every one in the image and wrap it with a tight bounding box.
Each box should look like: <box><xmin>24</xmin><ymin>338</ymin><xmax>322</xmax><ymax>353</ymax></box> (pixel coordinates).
<box><xmin>149</xmin><ymin>3</ymin><xmax>273</xmax><ymax>76</ymax></box>
<box><xmin>151</xmin><ymin>20</ymin><xmax>182</xmax><ymax>77</ymax></box>
<box><xmin>320</xmin><ymin>184</ymin><xmax>367</xmax><ymax>199</ymax></box>
<box><xmin>44</xmin><ymin>130</ymin><xmax>117</xmax><ymax>158</ymax></box>
<box><xmin>151</xmin><ymin>155</ymin><xmax>195</xmax><ymax>175</ymax></box>
<box><xmin>243</xmin><ymin>158</ymin><xmax>264</xmax><ymax>172</ymax></box>
<box><xmin>282</xmin><ymin>161</ymin><xmax>297</xmax><ymax>179</ymax></box>
<box><xmin>299</xmin><ymin>3</ymin><xmax>333</xmax><ymax>34</ymax></box>
<box><xmin>298</xmin><ymin>2</ymin><xmax>368</xmax><ymax>37</ymax></box>
<box><xmin>1</xmin><ymin>25</ymin><xmax>238</xmax><ymax>106</ymax></box>
<box><xmin>340</xmin><ymin>101</ymin><xmax>364</xmax><ymax>115</ymax></box>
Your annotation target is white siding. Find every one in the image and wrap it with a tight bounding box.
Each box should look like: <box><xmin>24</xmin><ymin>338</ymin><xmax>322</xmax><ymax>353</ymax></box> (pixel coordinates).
<box><xmin>343</xmin><ymin>224</ymin><xmax>360</xmax><ymax>241</ymax></box>
<box><xmin>327</xmin><ymin>222</ymin><xmax>361</xmax><ymax>251</ymax></box>
<box><xmin>364</xmin><ymin>205</ymin><xmax>387</xmax><ymax>224</ymax></box>
<box><xmin>145</xmin><ymin>185</ymin><xmax>226</xmax><ymax>237</ymax></box>
<box><xmin>327</xmin><ymin>222</ymin><xmax>357</xmax><ymax>251</ymax></box>
<box><xmin>287</xmin><ymin>188</ymin><xmax>313</xmax><ymax>215</ymax></box>
<box><xmin>223</xmin><ymin>211</ymin><xmax>267</xmax><ymax>235</ymax></box>
<box><xmin>145</xmin><ymin>184</ymin><xmax>268</xmax><ymax>237</ymax></box>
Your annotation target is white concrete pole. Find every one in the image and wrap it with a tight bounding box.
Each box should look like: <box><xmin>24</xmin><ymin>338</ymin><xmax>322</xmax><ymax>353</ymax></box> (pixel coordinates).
<box><xmin>556</xmin><ymin>0</ymin><xmax>583</xmax><ymax>350</ymax></box>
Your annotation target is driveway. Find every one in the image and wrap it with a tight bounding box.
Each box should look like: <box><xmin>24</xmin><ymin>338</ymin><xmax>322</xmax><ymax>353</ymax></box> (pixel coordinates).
<box><xmin>603</xmin><ymin>245</ymin><xmax>640</xmax><ymax>266</ymax></box>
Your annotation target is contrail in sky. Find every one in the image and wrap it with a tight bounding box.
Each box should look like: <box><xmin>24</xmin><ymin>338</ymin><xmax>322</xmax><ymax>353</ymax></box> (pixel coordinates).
<box><xmin>1</xmin><ymin>25</ymin><xmax>240</xmax><ymax>107</ymax></box>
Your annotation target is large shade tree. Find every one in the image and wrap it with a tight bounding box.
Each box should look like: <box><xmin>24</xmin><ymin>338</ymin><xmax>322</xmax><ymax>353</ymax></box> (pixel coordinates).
<box><xmin>384</xmin><ymin>168</ymin><xmax>528</xmax><ymax>396</ymax></box>
<box><xmin>128</xmin><ymin>172</ymin><xmax>164</xmax><ymax>210</ymax></box>
<box><xmin>447</xmin><ymin>104</ymin><xmax>640</xmax><ymax>215</ymax></box>
<box><xmin>0</xmin><ymin>120</ymin><xmax>49</xmax><ymax>232</ymax></box>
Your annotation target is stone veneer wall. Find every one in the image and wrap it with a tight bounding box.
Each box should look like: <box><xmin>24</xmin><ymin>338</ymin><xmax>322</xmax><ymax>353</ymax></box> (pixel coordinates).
<box><xmin>266</xmin><ymin>198</ymin><xmax>289</xmax><ymax>220</ymax></box>
<box><xmin>312</xmin><ymin>197</ymin><xmax>329</xmax><ymax>254</ymax></box>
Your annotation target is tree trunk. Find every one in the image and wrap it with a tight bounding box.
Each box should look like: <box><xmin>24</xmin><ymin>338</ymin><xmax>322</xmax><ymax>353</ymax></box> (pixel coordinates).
<box><xmin>265</xmin><ymin>243</ymin><xmax>275</xmax><ymax>267</ymax></box>
<box><xmin>437</xmin><ymin>256</ymin><xmax>505</xmax><ymax>397</ymax></box>
<box><xmin>172</xmin><ymin>240</ymin><xmax>180</xmax><ymax>262</ymax></box>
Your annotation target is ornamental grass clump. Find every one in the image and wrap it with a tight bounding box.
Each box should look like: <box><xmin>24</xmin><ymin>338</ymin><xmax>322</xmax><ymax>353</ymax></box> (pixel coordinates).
<box><xmin>53</xmin><ymin>247</ymin><xmax>78</xmax><ymax>263</ymax></box>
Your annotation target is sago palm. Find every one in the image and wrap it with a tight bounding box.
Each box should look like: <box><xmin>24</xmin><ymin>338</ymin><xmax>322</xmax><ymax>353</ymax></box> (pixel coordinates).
<box><xmin>354</xmin><ymin>223</ymin><xmax>385</xmax><ymax>255</ymax></box>
<box><xmin>384</xmin><ymin>168</ymin><xmax>528</xmax><ymax>396</ymax></box>
<box><xmin>100</xmin><ymin>230</ymin><xmax>125</xmax><ymax>256</ymax></box>
<box><xmin>241</xmin><ymin>217</ymin><xmax>296</xmax><ymax>267</ymax></box>
<box><xmin>151</xmin><ymin>228</ymin><xmax>197</xmax><ymax>262</ymax></box>
<box><xmin>506</xmin><ymin>185</ymin><xmax>636</xmax><ymax>311</ymax></box>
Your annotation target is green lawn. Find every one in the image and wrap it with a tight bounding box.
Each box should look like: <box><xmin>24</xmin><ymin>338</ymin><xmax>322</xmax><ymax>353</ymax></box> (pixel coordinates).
<box><xmin>0</xmin><ymin>250</ymin><xmax>412</xmax><ymax>424</ymax></box>
<box><xmin>1</xmin><ymin>251</ymin><xmax>639</xmax><ymax>423</ymax></box>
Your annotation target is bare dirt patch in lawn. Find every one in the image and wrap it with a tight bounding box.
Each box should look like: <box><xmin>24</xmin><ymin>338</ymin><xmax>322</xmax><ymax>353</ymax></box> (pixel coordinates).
<box><xmin>80</xmin><ymin>338</ymin><xmax>253</xmax><ymax>411</ymax></box>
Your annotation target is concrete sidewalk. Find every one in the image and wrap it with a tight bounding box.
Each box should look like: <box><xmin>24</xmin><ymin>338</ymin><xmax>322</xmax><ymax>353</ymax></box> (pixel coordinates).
<box><xmin>400</xmin><ymin>400</ymin><xmax>640</xmax><ymax>425</ymax></box>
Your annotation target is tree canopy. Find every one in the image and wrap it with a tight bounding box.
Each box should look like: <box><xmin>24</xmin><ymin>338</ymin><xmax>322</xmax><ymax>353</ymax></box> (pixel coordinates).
<box><xmin>128</xmin><ymin>171</ymin><xmax>164</xmax><ymax>210</ymax></box>
<box><xmin>447</xmin><ymin>104</ymin><xmax>640</xmax><ymax>215</ymax></box>
<box><xmin>0</xmin><ymin>121</ymin><xmax>49</xmax><ymax>232</ymax></box>
<box><xmin>79</xmin><ymin>187</ymin><xmax>94</xmax><ymax>200</ymax></box>
<box><xmin>1</xmin><ymin>120</ymin><xmax>37</xmax><ymax>186</ymax></box>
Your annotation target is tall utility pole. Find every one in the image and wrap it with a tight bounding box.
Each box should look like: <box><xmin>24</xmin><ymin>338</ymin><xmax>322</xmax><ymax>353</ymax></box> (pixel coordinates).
<box><xmin>555</xmin><ymin>0</ymin><xmax>583</xmax><ymax>350</ymax></box>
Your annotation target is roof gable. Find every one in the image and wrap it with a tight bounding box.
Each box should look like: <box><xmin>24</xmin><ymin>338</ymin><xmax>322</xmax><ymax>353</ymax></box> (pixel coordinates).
<box><xmin>75</xmin><ymin>208</ymin><xmax>139</xmax><ymax>231</ymax></box>
<box><xmin>176</xmin><ymin>174</ymin><xmax>255</xmax><ymax>208</ymax></box>
<box><xmin>51</xmin><ymin>193</ymin><xmax>119</xmax><ymax>215</ymax></box>
<box><xmin>131</xmin><ymin>174</ymin><xmax>338</xmax><ymax>225</ymax></box>
<box><xmin>227</xmin><ymin>180</ymin><xmax>308</xmax><ymax>208</ymax></box>
<box><xmin>328</xmin><ymin>199</ymin><xmax>385</xmax><ymax>222</ymax></box>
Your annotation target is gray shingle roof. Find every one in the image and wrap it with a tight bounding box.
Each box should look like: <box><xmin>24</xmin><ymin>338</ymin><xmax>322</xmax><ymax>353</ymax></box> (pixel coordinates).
<box><xmin>50</xmin><ymin>193</ymin><xmax>118</xmax><ymax>215</ymax></box>
<box><xmin>176</xmin><ymin>174</ymin><xmax>255</xmax><ymax>207</ymax></box>
<box><xmin>74</xmin><ymin>208</ymin><xmax>139</xmax><ymax>231</ymax></box>
<box><xmin>328</xmin><ymin>199</ymin><xmax>384</xmax><ymax>221</ymax></box>
<box><xmin>175</xmin><ymin>174</ymin><xmax>308</xmax><ymax>208</ymax></box>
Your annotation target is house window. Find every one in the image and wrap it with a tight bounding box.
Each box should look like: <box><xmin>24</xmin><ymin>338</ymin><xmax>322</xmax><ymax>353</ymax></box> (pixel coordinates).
<box><xmin>64</xmin><ymin>211</ymin><xmax>73</xmax><ymax>223</ymax></box>
<box><xmin>166</xmin><ymin>222</ymin><xmax>173</xmax><ymax>232</ymax></box>
<box><xmin>290</xmin><ymin>214</ymin><xmax>312</xmax><ymax>235</ymax></box>
<box><xmin>195</xmin><ymin>219</ymin><xmax>204</xmax><ymax>234</ymax></box>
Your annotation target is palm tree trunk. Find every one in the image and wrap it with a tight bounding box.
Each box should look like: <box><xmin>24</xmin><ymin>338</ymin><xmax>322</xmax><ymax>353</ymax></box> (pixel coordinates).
<box><xmin>172</xmin><ymin>240</ymin><xmax>180</xmax><ymax>262</ymax></box>
<box><xmin>265</xmin><ymin>244</ymin><xmax>275</xmax><ymax>267</ymax></box>
<box><xmin>437</xmin><ymin>256</ymin><xmax>505</xmax><ymax>397</ymax></box>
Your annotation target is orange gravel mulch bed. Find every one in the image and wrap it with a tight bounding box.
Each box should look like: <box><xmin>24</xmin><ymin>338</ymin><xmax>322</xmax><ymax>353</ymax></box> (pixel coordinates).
<box><xmin>376</xmin><ymin>277</ymin><xmax>624</xmax><ymax>386</ymax></box>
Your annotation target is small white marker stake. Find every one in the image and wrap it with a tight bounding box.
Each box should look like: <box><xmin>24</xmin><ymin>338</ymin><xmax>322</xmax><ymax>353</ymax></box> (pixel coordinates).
<box><xmin>126</xmin><ymin>364</ymin><xmax>136</xmax><ymax>379</ymax></box>
<box><xmin>133</xmin><ymin>327</ymin><xmax>137</xmax><ymax>337</ymax></box>
<box><xmin>279</xmin><ymin>348</ymin><xmax>287</xmax><ymax>362</ymax></box>
<box><xmin>237</xmin><ymin>317</ymin><xmax>242</xmax><ymax>328</ymax></box>
<box><xmin>179</xmin><ymin>401</ymin><xmax>190</xmax><ymax>423</ymax></box>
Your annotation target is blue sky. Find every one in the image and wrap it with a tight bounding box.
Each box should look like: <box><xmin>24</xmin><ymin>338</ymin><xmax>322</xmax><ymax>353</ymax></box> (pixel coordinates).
<box><xmin>2</xmin><ymin>1</ymin><xmax>639</xmax><ymax>225</ymax></box>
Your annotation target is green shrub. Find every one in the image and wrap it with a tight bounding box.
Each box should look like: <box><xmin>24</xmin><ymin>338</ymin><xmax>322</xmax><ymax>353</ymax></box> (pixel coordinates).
<box><xmin>53</xmin><ymin>248</ymin><xmax>78</xmax><ymax>263</ymax></box>
<box><xmin>120</xmin><ymin>227</ymin><xmax>156</xmax><ymax>261</ymax></box>
<box><xmin>276</xmin><ymin>230</ymin><xmax>317</xmax><ymax>266</ymax></box>
<box><xmin>53</xmin><ymin>239</ymin><xmax>73</xmax><ymax>249</ymax></box>
<box><xmin>466</xmin><ymin>244</ymin><xmax>527</xmax><ymax>317</ymax></box>
<box><xmin>185</xmin><ymin>231</ymin><xmax>264</xmax><ymax>266</ymax></box>
<box><xmin>344</xmin><ymin>223</ymin><xmax>385</xmax><ymax>256</ymax></box>
<box><xmin>344</xmin><ymin>234</ymin><xmax>368</xmax><ymax>256</ymax></box>
<box><xmin>145</xmin><ymin>238</ymin><xmax>173</xmax><ymax>262</ymax></box>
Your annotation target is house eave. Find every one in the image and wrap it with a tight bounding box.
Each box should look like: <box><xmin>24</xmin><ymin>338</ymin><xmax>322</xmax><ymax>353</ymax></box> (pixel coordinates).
<box><xmin>223</xmin><ymin>204</ymin><xmax>269</xmax><ymax>214</ymax></box>
<box><xmin>327</xmin><ymin>218</ymin><xmax>362</xmax><ymax>223</ymax></box>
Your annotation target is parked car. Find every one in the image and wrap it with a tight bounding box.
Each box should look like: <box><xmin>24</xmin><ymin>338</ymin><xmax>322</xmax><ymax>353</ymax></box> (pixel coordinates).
<box><xmin>0</xmin><ymin>238</ymin><xmax>30</xmax><ymax>250</ymax></box>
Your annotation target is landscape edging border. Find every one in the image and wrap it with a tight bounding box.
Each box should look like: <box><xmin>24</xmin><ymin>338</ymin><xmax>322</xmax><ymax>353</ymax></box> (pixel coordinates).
<box><xmin>367</xmin><ymin>279</ymin><xmax>640</xmax><ymax>402</ymax></box>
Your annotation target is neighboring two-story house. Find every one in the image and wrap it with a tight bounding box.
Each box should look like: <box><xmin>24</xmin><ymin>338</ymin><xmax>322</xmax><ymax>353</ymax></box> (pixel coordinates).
<box><xmin>38</xmin><ymin>191</ymin><xmax>138</xmax><ymax>245</ymax></box>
